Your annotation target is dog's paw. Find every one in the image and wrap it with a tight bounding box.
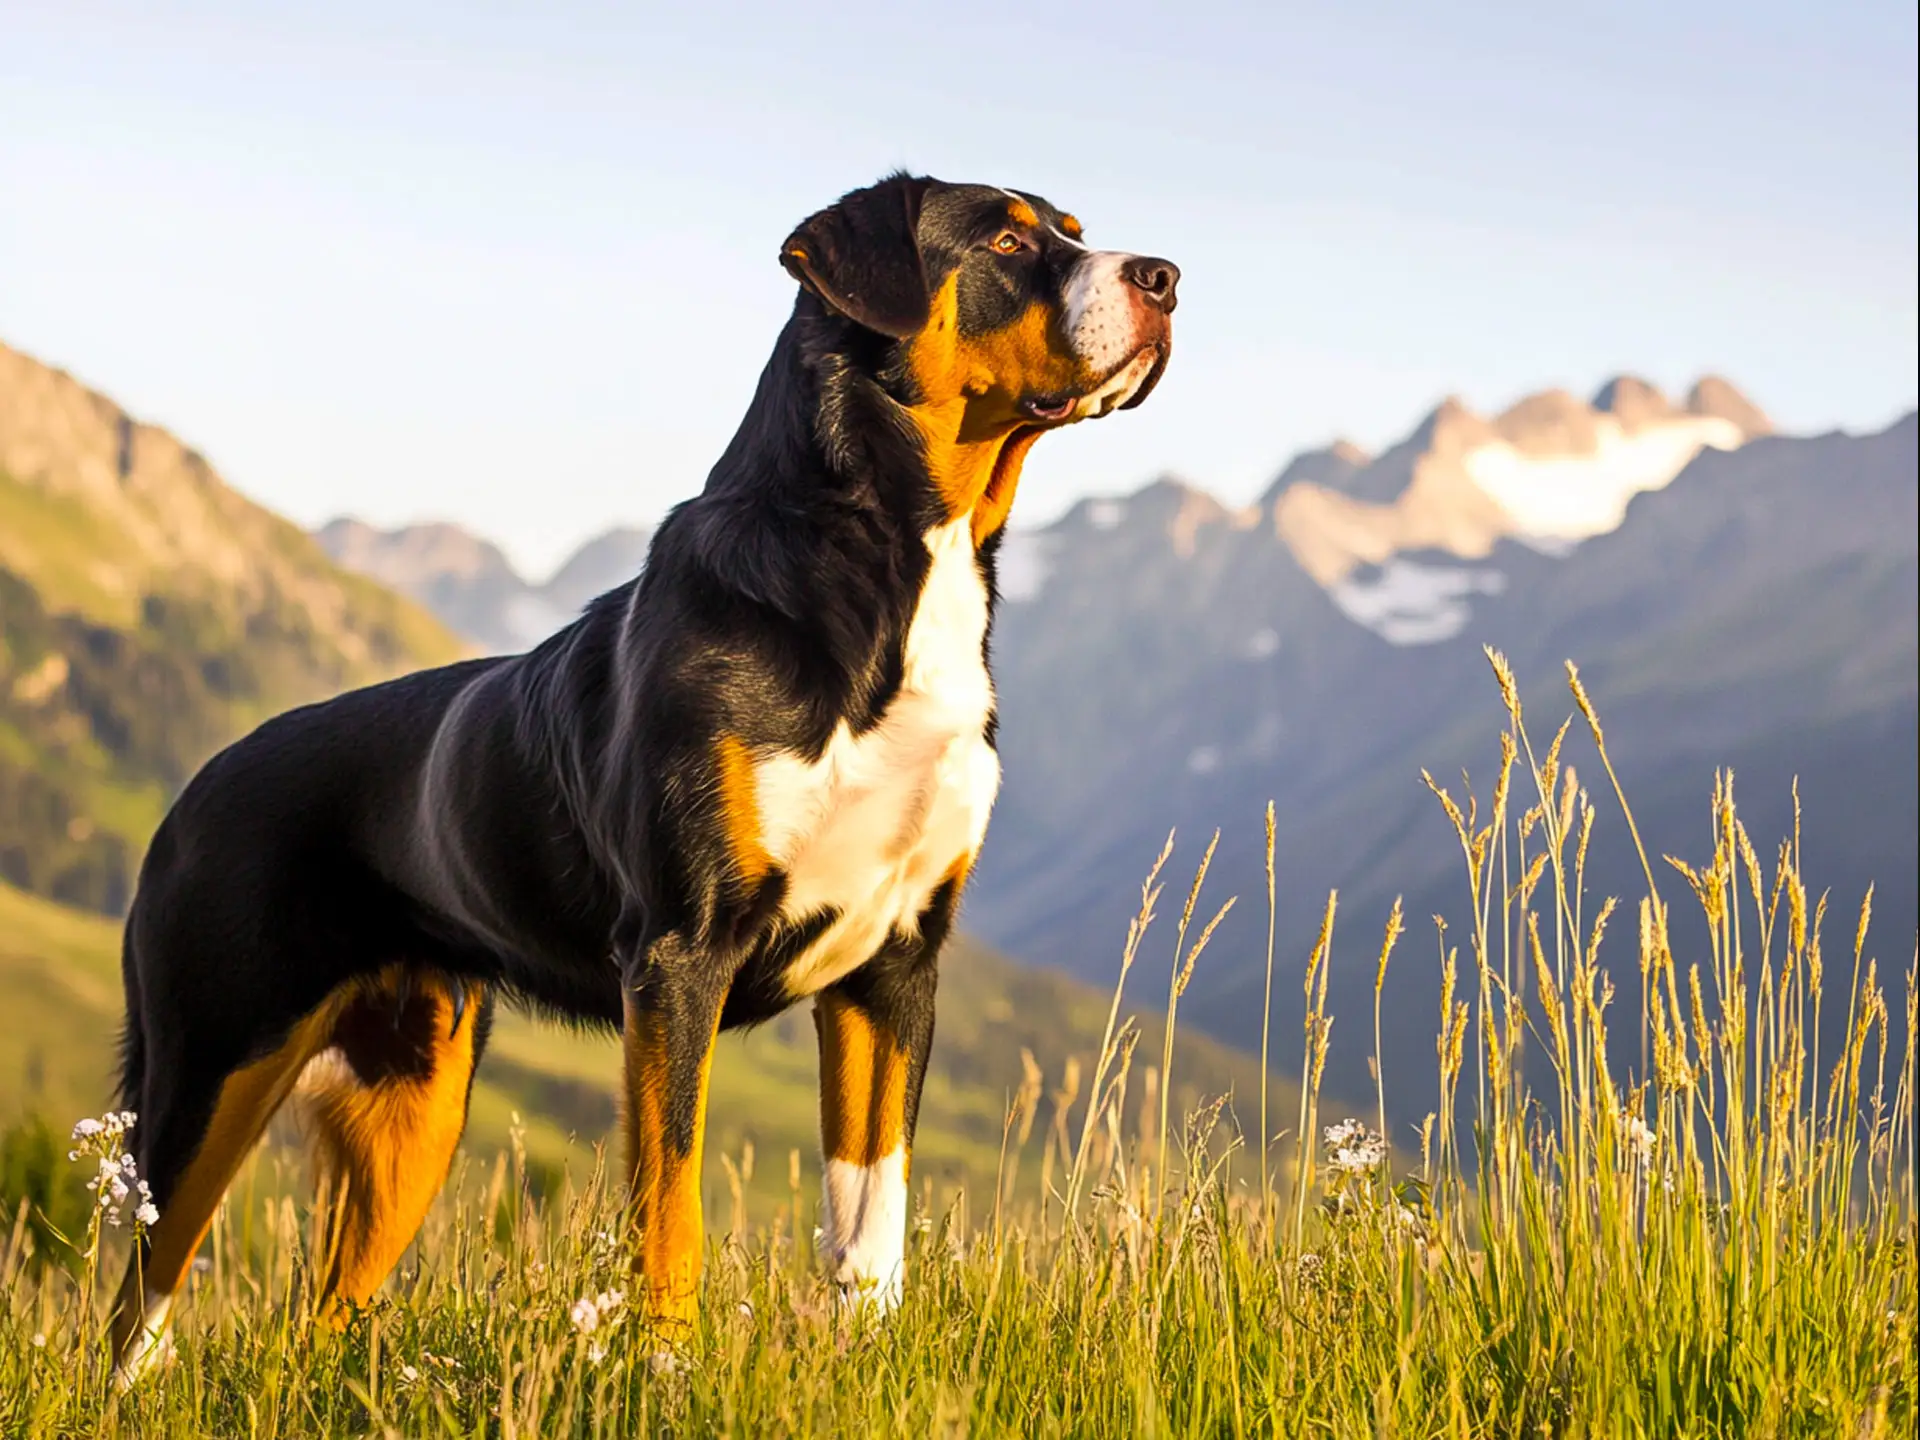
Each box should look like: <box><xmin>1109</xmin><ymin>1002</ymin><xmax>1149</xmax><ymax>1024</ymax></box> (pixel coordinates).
<box><xmin>825</xmin><ymin>1253</ymin><xmax>904</xmax><ymax>1319</ymax></box>
<box><xmin>112</xmin><ymin>1322</ymin><xmax>177</xmax><ymax>1391</ymax></box>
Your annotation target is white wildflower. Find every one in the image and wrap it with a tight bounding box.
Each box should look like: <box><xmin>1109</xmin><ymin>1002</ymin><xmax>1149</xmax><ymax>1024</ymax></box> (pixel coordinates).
<box><xmin>570</xmin><ymin>1297</ymin><xmax>602</xmax><ymax>1334</ymax></box>
<box><xmin>1618</xmin><ymin>1112</ymin><xmax>1656</xmax><ymax>1166</ymax></box>
<box><xmin>31</xmin><ymin>1332</ymin><xmax>46</xmax><ymax>1349</ymax></box>
<box><xmin>69</xmin><ymin>1112</ymin><xmax>156</xmax><ymax>1229</ymax></box>
<box><xmin>570</xmin><ymin>1288</ymin><xmax>626</xmax><ymax>1337</ymax></box>
<box><xmin>648</xmin><ymin>1348</ymin><xmax>684</xmax><ymax>1377</ymax></box>
<box><xmin>67</xmin><ymin>1111</ymin><xmax>136</xmax><ymax>1156</ymax></box>
<box><xmin>1323</xmin><ymin>1119</ymin><xmax>1386</xmax><ymax>1175</ymax></box>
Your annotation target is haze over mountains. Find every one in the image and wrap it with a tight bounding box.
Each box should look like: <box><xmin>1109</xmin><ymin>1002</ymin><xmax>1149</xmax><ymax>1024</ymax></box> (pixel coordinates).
<box><xmin>315</xmin><ymin>518</ymin><xmax>652</xmax><ymax>653</ymax></box>
<box><xmin>313</xmin><ymin>373</ymin><xmax>1917</xmax><ymax>1115</ymax></box>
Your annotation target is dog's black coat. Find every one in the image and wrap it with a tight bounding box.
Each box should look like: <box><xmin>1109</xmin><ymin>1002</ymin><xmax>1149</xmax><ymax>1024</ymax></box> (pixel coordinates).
<box><xmin>117</xmin><ymin>173</ymin><xmax>1176</xmax><ymax>1217</ymax></box>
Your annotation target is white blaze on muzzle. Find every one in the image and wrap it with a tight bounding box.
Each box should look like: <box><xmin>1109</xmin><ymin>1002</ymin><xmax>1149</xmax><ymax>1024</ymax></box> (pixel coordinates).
<box><xmin>1063</xmin><ymin>251</ymin><xmax>1154</xmax><ymax>378</ymax></box>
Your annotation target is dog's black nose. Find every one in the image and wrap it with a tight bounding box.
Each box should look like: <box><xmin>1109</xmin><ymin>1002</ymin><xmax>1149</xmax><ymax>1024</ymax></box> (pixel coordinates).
<box><xmin>1123</xmin><ymin>256</ymin><xmax>1180</xmax><ymax>313</ymax></box>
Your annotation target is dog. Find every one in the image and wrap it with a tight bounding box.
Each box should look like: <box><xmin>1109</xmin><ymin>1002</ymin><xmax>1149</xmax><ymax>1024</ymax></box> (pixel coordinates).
<box><xmin>109</xmin><ymin>172</ymin><xmax>1177</xmax><ymax>1380</ymax></box>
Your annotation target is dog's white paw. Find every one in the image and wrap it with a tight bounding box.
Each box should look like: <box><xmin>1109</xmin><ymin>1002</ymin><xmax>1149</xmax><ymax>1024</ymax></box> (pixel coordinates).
<box><xmin>113</xmin><ymin>1292</ymin><xmax>177</xmax><ymax>1391</ymax></box>
<box><xmin>820</xmin><ymin>1149</ymin><xmax>908</xmax><ymax>1316</ymax></box>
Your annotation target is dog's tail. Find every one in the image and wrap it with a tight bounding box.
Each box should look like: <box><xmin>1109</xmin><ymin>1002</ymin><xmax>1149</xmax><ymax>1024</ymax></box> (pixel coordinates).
<box><xmin>116</xmin><ymin>892</ymin><xmax>147</xmax><ymax>1116</ymax></box>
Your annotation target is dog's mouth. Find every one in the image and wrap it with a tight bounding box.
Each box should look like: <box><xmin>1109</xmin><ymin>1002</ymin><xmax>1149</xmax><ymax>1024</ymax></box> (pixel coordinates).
<box><xmin>1018</xmin><ymin>393</ymin><xmax>1079</xmax><ymax>423</ymax></box>
<box><xmin>1116</xmin><ymin>343</ymin><xmax>1170</xmax><ymax>412</ymax></box>
<box><xmin>1017</xmin><ymin>344</ymin><xmax>1169</xmax><ymax>425</ymax></box>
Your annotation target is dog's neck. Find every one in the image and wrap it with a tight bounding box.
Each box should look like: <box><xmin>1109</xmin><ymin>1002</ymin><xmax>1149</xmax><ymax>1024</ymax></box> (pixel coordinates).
<box><xmin>715</xmin><ymin>299</ymin><xmax>1041</xmax><ymax>550</ymax></box>
<box><xmin>900</xmin><ymin>397</ymin><xmax>1043</xmax><ymax>548</ymax></box>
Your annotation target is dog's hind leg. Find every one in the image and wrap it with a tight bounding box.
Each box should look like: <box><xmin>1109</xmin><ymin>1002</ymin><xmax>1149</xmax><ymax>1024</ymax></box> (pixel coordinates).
<box><xmin>305</xmin><ymin>970</ymin><xmax>488</xmax><ymax>1319</ymax></box>
<box><xmin>111</xmin><ymin>999</ymin><xmax>344</xmax><ymax>1386</ymax></box>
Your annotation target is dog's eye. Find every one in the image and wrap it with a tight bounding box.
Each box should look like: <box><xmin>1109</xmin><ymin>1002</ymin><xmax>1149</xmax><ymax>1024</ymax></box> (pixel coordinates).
<box><xmin>990</xmin><ymin>231</ymin><xmax>1027</xmax><ymax>255</ymax></box>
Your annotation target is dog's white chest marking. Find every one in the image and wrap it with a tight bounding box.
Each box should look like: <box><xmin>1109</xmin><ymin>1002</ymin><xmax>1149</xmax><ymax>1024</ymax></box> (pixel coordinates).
<box><xmin>754</xmin><ymin>517</ymin><xmax>1000</xmax><ymax>994</ymax></box>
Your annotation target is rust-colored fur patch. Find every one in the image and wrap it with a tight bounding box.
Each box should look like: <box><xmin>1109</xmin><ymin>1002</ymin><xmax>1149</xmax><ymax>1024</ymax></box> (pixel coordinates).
<box><xmin>714</xmin><ymin>734</ymin><xmax>770</xmax><ymax>884</ymax></box>
<box><xmin>815</xmin><ymin>991</ymin><xmax>910</xmax><ymax>1167</ymax></box>
<box><xmin>308</xmin><ymin>972</ymin><xmax>481</xmax><ymax>1317</ymax></box>
<box><xmin>622</xmin><ymin>997</ymin><xmax>720</xmax><ymax>1328</ymax></box>
<box><xmin>906</xmin><ymin>277</ymin><xmax>1079</xmax><ymax>530</ymax></box>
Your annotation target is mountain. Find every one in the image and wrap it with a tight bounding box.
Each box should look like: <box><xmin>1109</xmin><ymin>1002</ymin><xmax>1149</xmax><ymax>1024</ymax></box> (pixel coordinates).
<box><xmin>315</xmin><ymin>519</ymin><xmax>652</xmax><ymax>653</ymax></box>
<box><xmin>0</xmin><ymin>341</ymin><xmax>464</xmax><ymax>913</ymax></box>
<box><xmin>971</xmin><ymin>380</ymin><xmax>1914</xmax><ymax>1116</ymax></box>
<box><xmin>543</xmin><ymin>526</ymin><xmax>654</xmax><ymax>615</ymax></box>
<box><xmin>1271</xmin><ymin>376</ymin><xmax>1771</xmax><ymax>625</ymax></box>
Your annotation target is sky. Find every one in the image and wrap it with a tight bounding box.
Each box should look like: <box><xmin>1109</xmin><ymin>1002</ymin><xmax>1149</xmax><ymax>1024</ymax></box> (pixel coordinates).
<box><xmin>3</xmin><ymin>2</ymin><xmax>1915</xmax><ymax>578</ymax></box>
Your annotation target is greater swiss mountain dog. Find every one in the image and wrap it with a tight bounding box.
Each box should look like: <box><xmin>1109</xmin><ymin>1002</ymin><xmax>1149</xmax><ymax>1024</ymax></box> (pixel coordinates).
<box><xmin>109</xmin><ymin>172</ymin><xmax>1177</xmax><ymax>1380</ymax></box>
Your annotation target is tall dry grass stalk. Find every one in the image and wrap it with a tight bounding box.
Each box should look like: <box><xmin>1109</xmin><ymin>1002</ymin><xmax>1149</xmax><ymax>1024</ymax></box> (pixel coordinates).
<box><xmin>1260</xmin><ymin>801</ymin><xmax>1278</xmax><ymax>1220</ymax></box>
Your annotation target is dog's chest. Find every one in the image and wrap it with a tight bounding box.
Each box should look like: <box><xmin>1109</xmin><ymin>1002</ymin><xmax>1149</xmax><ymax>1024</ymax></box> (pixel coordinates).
<box><xmin>753</xmin><ymin>518</ymin><xmax>1000</xmax><ymax>995</ymax></box>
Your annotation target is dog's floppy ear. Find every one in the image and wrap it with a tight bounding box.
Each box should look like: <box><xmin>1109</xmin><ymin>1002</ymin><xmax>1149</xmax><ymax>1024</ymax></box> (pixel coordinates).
<box><xmin>780</xmin><ymin>172</ymin><xmax>932</xmax><ymax>340</ymax></box>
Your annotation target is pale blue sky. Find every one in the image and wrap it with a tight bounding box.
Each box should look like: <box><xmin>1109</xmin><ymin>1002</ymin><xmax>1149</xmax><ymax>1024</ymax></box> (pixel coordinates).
<box><xmin>4</xmin><ymin>1</ymin><xmax>1915</xmax><ymax>576</ymax></box>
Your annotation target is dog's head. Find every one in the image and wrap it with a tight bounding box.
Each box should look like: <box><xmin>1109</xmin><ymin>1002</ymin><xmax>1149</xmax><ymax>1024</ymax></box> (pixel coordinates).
<box><xmin>781</xmin><ymin>173</ymin><xmax>1177</xmax><ymax>534</ymax></box>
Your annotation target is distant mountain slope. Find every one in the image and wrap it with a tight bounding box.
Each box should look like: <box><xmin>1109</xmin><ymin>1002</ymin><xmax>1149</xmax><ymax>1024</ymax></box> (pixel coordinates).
<box><xmin>316</xmin><ymin>519</ymin><xmax>652</xmax><ymax>653</ymax></box>
<box><xmin>0</xmin><ymin>340</ymin><xmax>465</xmax><ymax>912</ymax></box>
<box><xmin>972</xmin><ymin>400</ymin><xmax>1916</xmax><ymax>1115</ymax></box>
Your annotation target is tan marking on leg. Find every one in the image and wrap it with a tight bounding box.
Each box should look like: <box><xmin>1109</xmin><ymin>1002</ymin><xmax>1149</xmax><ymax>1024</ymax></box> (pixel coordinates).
<box><xmin>111</xmin><ymin>997</ymin><xmax>345</xmax><ymax>1376</ymax></box>
<box><xmin>815</xmin><ymin>991</ymin><xmax>910</xmax><ymax>1169</ymax></box>
<box><xmin>308</xmin><ymin>974</ymin><xmax>480</xmax><ymax>1321</ymax></box>
<box><xmin>622</xmin><ymin>993</ymin><xmax>720</xmax><ymax>1330</ymax></box>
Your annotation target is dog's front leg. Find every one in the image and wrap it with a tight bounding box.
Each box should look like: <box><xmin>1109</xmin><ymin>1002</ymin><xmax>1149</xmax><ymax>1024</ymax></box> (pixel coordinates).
<box><xmin>813</xmin><ymin>955</ymin><xmax>938</xmax><ymax>1312</ymax></box>
<box><xmin>621</xmin><ymin>933</ymin><xmax>726</xmax><ymax>1333</ymax></box>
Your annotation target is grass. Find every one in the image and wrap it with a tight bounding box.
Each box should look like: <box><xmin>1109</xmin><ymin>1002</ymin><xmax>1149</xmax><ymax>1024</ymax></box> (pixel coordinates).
<box><xmin>0</xmin><ymin>474</ymin><xmax>148</xmax><ymax>630</ymax></box>
<box><xmin>1</xmin><ymin>656</ymin><xmax>1914</xmax><ymax>1437</ymax></box>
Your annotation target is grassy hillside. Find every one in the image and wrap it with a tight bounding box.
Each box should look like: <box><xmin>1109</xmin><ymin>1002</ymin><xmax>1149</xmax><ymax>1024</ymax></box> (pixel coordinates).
<box><xmin>0</xmin><ymin>875</ymin><xmax>1283</xmax><ymax>1225</ymax></box>
<box><xmin>0</xmin><ymin>340</ymin><xmax>465</xmax><ymax>913</ymax></box>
